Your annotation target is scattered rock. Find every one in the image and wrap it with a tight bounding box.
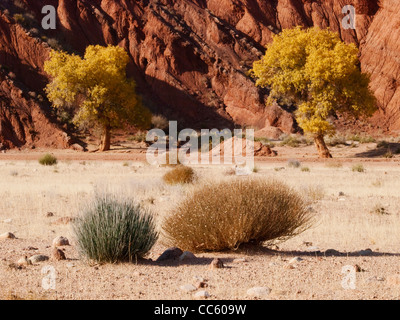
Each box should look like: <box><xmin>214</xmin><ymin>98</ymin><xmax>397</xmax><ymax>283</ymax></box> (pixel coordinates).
<box><xmin>303</xmin><ymin>241</ymin><xmax>313</xmax><ymax>247</ymax></box>
<box><xmin>71</xmin><ymin>143</ymin><xmax>85</xmax><ymax>151</ymax></box>
<box><xmin>353</xmin><ymin>264</ymin><xmax>365</xmax><ymax>272</ymax></box>
<box><xmin>285</xmin><ymin>264</ymin><xmax>295</xmax><ymax>270</ymax></box>
<box><xmin>359</xmin><ymin>248</ymin><xmax>373</xmax><ymax>256</ymax></box>
<box><xmin>289</xmin><ymin>257</ymin><xmax>303</xmax><ymax>264</ymax></box>
<box><xmin>156</xmin><ymin>247</ymin><xmax>183</xmax><ymax>262</ymax></box>
<box><xmin>17</xmin><ymin>256</ymin><xmax>32</xmax><ymax>266</ymax></box>
<box><xmin>179</xmin><ymin>251</ymin><xmax>196</xmax><ymax>262</ymax></box>
<box><xmin>2</xmin><ymin>219</ymin><xmax>13</xmax><ymax>223</ymax></box>
<box><xmin>52</xmin><ymin>236</ymin><xmax>70</xmax><ymax>247</ymax></box>
<box><xmin>247</xmin><ymin>287</ymin><xmax>271</xmax><ymax>299</ymax></box>
<box><xmin>180</xmin><ymin>284</ymin><xmax>197</xmax><ymax>292</ymax></box>
<box><xmin>387</xmin><ymin>274</ymin><xmax>400</xmax><ymax>286</ymax></box>
<box><xmin>195</xmin><ymin>280</ymin><xmax>208</xmax><ymax>289</ymax></box>
<box><xmin>209</xmin><ymin>258</ymin><xmax>224</xmax><ymax>269</ymax></box>
<box><xmin>8</xmin><ymin>263</ymin><xmax>24</xmax><ymax>270</ymax></box>
<box><xmin>339</xmin><ymin>192</ymin><xmax>345</xmax><ymax>196</ymax></box>
<box><xmin>52</xmin><ymin>247</ymin><xmax>66</xmax><ymax>261</ymax></box>
<box><xmin>23</xmin><ymin>246</ymin><xmax>38</xmax><ymax>251</ymax></box>
<box><xmin>45</xmin><ymin>212</ymin><xmax>54</xmax><ymax>217</ymax></box>
<box><xmin>53</xmin><ymin>216</ymin><xmax>75</xmax><ymax>225</ymax></box>
<box><xmin>194</xmin><ymin>290</ymin><xmax>210</xmax><ymax>299</ymax></box>
<box><xmin>29</xmin><ymin>255</ymin><xmax>49</xmax><ymax>263</ymax></box>
<box><xmin>324</xmin><ymin>249</ymin><xmax>341</xmax><ymax>256</ymax></box>
<box><xmin>0</xmin><ymin>232</ymin><xmax>16</xmax><ymax>239</ymax></box>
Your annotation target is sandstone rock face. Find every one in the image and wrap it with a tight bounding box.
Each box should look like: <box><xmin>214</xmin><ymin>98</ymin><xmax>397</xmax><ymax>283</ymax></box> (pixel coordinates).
<box><xmin>0</xmin><ymin>0</ymin><xmax>398</xmax><ymax>149</ymax></box>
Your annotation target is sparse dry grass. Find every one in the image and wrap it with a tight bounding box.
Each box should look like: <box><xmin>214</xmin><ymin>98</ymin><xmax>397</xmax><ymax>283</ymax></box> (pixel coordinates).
<box><xmin>0</xmin><ymin>158</ymin><xmax>400</xmax><ymax>300</ymax></box>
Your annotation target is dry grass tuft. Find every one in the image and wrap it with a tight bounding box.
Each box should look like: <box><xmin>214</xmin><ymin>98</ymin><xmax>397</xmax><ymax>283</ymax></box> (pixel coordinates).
<box><xmin>162</xmin><ymin>178</ymin><xmax>313</xmax><ymax>252</ymax></box>
<box><xmin>163</xmin><ymin>165</ymin><xmax>196</xmax><ymax>185</ymax></box>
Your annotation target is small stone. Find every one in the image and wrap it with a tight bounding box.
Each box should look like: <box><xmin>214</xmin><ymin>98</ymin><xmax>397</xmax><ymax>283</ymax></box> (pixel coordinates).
<box><xmin>0</xmin><ymin>232</ymin><xmax>16</xmax><ymax>239</ymax></box>
<box><xmin>289</xmin><ymin>257</ymin><xmax>303</xmax><ymax>264</ymax></box>
<box><xmin>325</xmin><ymin>249</ymin><xmax>340</xmax><ymax>256</ymax></box>
<box><xmin>179</xmin><ymin>251</ymin><xmax>196</xmax><ymax>262</ymax></box>
<box><xmin>195</xmin><ymin>281</ymin><xmax>208</xmax><ymax>289</ymax></box>
<box><xmin>339</xmin><ymin>192</ymin><xmax>345</xmax><ymax>196</ymax></box>
<box><xmin>23</xmin><ymin>246</ymin><xmax>38</xmax><ymax>251</ymax></box>
<box><xmin>2</xmin><ymin>219</ymin><xmax>13</xmax><ymax>223</ymax></box>
<box><xmin>194</xmin><ymin>290</ymin><xmax>210</xmax><ymax>299</ymax></box>
<box><xmin>17</xmin><ymin>256</ymin><xmax>32</xmax><ymax>266</ymax></box>
<box><xmin>8</xmin><ymin>263</ymin><xmax>24</xmax><ymax>270</ymax></box>
<box><xmin>45</xmin><ymin>212</ymin><xmax>54</xmax><ymax>217</ymax></box>
<box><xmin>66</xmin><ymin>263</ymin><xmax>75</xmax><ymax>268</ymax></box>
<box><xmin>156</xmin><ymin>247</ymin><xmax>183</xmax><ymax>262</ymax></box>
<box><xmin>233</xmin><ymin>258</ymin><xmax>248</xmax><ymax>263</ymax></box>
<box><xmin>210</xmin><ymin>258</ymin><xmax>224</xmax><ymax>269</ymax></box>
<box><xmin>180</xmin><ymin>284</ymin><xmax>197</xmax><ymax>292</ymax></box>
<box><xmin>354</xmin><ymin>264</ymin><xmax>364</xmax><ymax>272</ymax></box>
<box><xmin>359</xmin><ymin>248</ymin><xmax>373</xmax><ymax>256</ymax></box>
<box><xmin>285</xmin><ymin>264</ymin><xmax>295</xmax><ymax>270</ymax></box>
<box><xmin>52</xmin><ymin>236</ymin><xmax>70</xmax><ymax>247</ymax></box>
<box><xmin>29</xmin><ymin>255</ymin><xmax>49</xmax><ymax>263</ymax></box>
<box><xmin>247</xmin><ymin>287</ymin><xmax>271</xmax><ymax>299</ymax></box>
<box><xmin>54</xmin><ymin>216</ymin><xmax>75</xmax><ymax>225</ymax></box>
<box><xmin>303</xmin><ymin>241</ymin><xmax>313</xmax><ymax>247</ymax></box>
<box><xmin>52</xmin><ymin>247</ymin><xmax>66</xmax><ymax>261</ymax></box>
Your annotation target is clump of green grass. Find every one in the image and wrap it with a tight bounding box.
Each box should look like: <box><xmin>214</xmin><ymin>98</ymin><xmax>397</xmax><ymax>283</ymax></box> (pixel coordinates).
<box><xmin>162</xmin><ymin>178</ymin><xmax>313</xmax><ymax>252</ymax></box>
<box><xmin>301</xmin><ymin>167</ymin><xmax>310</xmax><ymax>172</ymax></box>
<box><xmin>352</xmin><ymin>164</ymin><xmax>365</xmax><ymax>173</ymax></box>
<box><xmin>163</xmin><ymin>165</ymin><xmax>196</xmax><ymax>185</ymax></box>
<box><xmin>38</xmin><ymin>153</ymin><xmax>57</xmax><ymax>166</ymax></box>
<box><xmin>73</xmin><ymin>195</ymin><xmax>158</xmax><ymax>263</ymax></box>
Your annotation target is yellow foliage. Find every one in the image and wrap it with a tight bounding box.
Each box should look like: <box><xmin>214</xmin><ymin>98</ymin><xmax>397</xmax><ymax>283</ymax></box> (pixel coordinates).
<box><xmin>251</xmin><ymin>27</ymin><xmax>376</xmax><ymax>136</ymax></box>
<box><xmin>44</xmin><ymin>45</ymin><xmax>151</xmax><ymax>130</ymax></box>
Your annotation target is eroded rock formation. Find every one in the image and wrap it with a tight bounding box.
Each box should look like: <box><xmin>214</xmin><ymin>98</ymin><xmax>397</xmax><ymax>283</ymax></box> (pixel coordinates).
<box><xmin>0</xmin><ymin>0</ymin><xmax>398</xmax><ymax>149</ymax></box>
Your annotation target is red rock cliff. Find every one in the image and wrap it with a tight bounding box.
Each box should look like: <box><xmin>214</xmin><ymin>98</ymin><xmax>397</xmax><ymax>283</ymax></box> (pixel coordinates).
<box><xmin>0</xmin><ymin>0</ymin><xmax>398</xmax><ymax>149</ymax></box>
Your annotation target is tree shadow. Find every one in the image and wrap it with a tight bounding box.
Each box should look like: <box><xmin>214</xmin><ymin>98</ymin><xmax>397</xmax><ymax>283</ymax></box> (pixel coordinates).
<box><xmin>134</xmin><ymin>256</ymin><xmax>236</xmax><ymax>268</ymax></box>
<box><xmin>354</xmin><ymin>142</ymin><xmax>400</xmax><ymax>158</ymax></box>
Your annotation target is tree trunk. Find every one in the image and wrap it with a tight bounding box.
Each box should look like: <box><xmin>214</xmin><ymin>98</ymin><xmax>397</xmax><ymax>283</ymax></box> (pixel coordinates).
<box><xmin>99</xmin><ymin>125</ymin><xmax>111</xmax><ymax>152</ymax></box>
<box><xmin>314</xmin><ymin>134</ymin><xmax>332</xmax><ymax>158</ymax></box>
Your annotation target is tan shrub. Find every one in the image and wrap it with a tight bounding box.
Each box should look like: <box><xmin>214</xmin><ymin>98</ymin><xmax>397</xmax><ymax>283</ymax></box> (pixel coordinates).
<box><xmin>162</xmin><ymin>178</ymin><xmax>313</xmax><ymax>252</ymax></box>
<box><xmin>163</xmin><ymin>165</ymin><xmax>196</xmax><ymax>185</ymax></box>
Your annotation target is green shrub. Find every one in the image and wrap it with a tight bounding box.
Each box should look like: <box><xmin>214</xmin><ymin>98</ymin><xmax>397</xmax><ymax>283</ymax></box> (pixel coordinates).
<box><xmin>163</xmin><ymin>165</ymin><xmax>196</xmax><ymax>185</ymax></box>
<box><xmin>38</xmin><ymin>153</ymin><xmax>57</xmax><ymax>166</ymax></box>
<box><xmin>73</xmin><ymin>195</ymin><xmax>158</xmax><ymax>263</ymax></box>
<box><xmin>301</xmin><ymin>166</ymin><xmax>310</xmax><ymax>172</ymax></box>
<box><xmin>162</xmin><ymin>178</ymin><xmax>312</xmax><ymax>252</ymax></box>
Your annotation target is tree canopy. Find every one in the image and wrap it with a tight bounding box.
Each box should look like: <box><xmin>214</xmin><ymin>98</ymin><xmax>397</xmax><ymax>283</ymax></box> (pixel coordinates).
<box><xmin>251</xmin><ymin>27</ymin><xmax>376</xmax><ymax>158</ymax></box>
<box><xmin>44</xmin><ymin>45</ymin><xmax>151</xmax><ymax>151</ymax></box>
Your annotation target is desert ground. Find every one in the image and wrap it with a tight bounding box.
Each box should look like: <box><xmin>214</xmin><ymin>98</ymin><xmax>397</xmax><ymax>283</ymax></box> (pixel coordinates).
<box><xmin>1</xmin><ymin>141</ymin><xmax>400</xmax><ymax>300</ymax></box>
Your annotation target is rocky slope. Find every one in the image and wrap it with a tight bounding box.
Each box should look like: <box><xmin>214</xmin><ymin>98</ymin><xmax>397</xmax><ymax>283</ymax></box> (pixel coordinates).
<box><xmin>0</xmin><ymin>0</ymin><xmax>398</xmax><ymax>149</ymax></box>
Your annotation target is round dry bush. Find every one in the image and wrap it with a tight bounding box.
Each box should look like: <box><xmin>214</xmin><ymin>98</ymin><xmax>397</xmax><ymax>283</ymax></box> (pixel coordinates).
<box><xmin>162</xmin><ymin>178</ymin><xmax>313</xmax><ymax>252</ymax></box>
<box><xmin>163</xmin><ymin>165</ymin><xmax>196</xmax><ymax>185</ymax></box>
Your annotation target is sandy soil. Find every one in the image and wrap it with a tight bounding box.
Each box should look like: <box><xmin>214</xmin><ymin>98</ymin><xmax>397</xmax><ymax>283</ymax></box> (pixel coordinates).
<box><xmin>0</xmin><ymin>143</ymin><xmax>400</xmax><ymax>300</ymax></box>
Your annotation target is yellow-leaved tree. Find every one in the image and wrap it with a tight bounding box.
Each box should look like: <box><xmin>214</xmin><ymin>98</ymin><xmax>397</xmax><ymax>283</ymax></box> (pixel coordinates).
<box><xmin>44</xmin><ymin>45</ymin><xmax>151</xmax><ymax>151</ymax></box>
<box><xmin>251</xmin><ymin>27</ymin><xmax>376</xmax><ymax>158</ymax></box>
